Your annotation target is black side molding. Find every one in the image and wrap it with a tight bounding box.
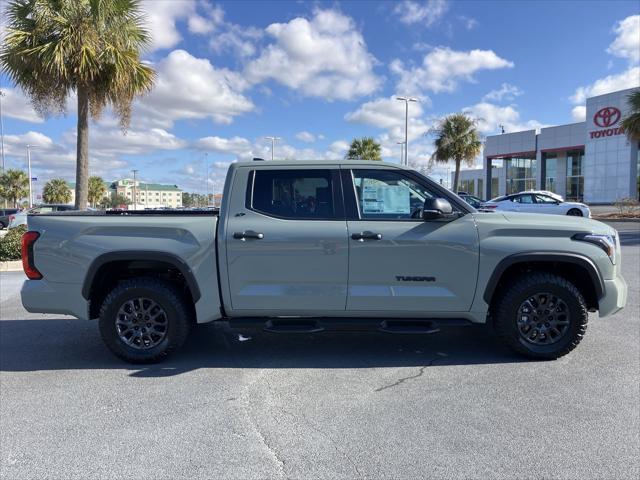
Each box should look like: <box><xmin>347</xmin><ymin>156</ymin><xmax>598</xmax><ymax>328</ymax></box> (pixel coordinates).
<box><xmin>82</xmin><ymin>251</ymin><xmax>201</xmax><ymax>302</ymax></box>
<box><xmin>483</xmin><ymin>252</ymin><xmax>605</xmax><ymax>304</ymax></box>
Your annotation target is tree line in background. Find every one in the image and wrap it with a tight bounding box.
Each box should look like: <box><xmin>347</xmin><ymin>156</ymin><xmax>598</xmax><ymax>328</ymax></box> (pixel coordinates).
<box><xmin>0</xmin><ymin>173</ymin><xmax>109</xmax><ymax>208</ymax></box>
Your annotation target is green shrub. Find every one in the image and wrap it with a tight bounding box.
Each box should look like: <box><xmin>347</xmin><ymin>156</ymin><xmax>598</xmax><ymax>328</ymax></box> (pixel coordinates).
<box><xmin>0</xmin><ymin>225</ymin><xmax>26</xmax><ymax>261</ymax></box>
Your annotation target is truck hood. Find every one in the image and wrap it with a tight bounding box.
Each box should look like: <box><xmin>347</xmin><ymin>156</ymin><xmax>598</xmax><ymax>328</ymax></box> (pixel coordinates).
<box><xmin>473</xmin><ymin>211</ymin><xmax>613</xmax><ymax>235</ymax></box>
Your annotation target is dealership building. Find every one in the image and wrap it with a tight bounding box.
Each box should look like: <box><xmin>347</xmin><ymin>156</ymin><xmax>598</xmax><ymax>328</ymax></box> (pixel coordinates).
<box><xmin>454</xmin><ymin>87</ymin><xmax>639</xmax><ymax>203</ymax></box>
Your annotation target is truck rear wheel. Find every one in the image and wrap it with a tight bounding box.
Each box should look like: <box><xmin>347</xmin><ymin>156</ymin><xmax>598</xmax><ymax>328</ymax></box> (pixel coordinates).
<box><xmin>493</xmin><ymin>273</ymin><xmax>588</xmax><ymax>359</ymax></box>
<box><xmin>99</xmin><ymin>278</ymin><xmax>192</xmax><ymax>363</ymax></box>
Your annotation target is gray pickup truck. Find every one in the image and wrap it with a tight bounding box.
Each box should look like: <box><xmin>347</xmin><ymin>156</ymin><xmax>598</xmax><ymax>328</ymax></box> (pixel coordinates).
<box><xmin>21</xmin><ymin>160</ymin><xmax>627</xmax><ymax>363</ymax></box>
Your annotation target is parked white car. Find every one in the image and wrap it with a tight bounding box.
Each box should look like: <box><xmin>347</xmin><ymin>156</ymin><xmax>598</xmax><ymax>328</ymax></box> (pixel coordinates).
<box><xmin>481</xmin><ymin>192</ymin><xmax>591</xmax><ymax>217</ymax></box>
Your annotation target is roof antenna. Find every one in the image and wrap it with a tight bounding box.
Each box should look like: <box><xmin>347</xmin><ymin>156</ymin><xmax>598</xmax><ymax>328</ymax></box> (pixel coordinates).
<box><xmin>499</xmin><ymin>124</ymin><xmax>505</xmax><ymax>134</ymax></box>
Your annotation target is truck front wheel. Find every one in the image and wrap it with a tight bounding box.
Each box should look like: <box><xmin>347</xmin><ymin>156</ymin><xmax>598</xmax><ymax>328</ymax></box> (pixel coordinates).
<box><xmin>493</xmin><ymin>273</ymin><xmax>588</xmax><ymax>359</ymax></box>
<box><xmin>99</xmin><ymin>278</ymin><xmax>192</xmax><ymax>363</ymax></box>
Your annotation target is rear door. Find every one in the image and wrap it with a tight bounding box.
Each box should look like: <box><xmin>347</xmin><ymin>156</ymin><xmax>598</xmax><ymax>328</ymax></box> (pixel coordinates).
<box><xmin>343</xmin><ymin>167</ymin><xmax>479</xmax><ymax>314</ymax></box>
<box><xmin>224</xmin><ymin>166</ymin><xmax>349</xmax><ymax>314</ymax></box>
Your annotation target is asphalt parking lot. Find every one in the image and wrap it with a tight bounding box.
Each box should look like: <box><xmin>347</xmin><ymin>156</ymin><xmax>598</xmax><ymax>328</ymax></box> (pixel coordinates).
<box><xmin>1</xmin><ymin>222</ymin><xmax>638</xmax><ymax>479</ymax></box>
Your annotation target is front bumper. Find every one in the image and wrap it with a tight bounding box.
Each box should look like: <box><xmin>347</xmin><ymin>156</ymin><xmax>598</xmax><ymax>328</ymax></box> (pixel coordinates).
<box><xmin>21</xmin><ymin>279</ymin><xmax>88</xmax><ymax>320</ymax></box>
<box><xmin>599</xmin><ymin>275</ymin><xmax>628</xmax><ymax>317</ymax></box>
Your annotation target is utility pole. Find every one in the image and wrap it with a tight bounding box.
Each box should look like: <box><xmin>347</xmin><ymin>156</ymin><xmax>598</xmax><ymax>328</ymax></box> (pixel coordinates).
<box><xmin>131</xmin><ymin>169</ymin><xmax>138</xmax><ymax>210</ymax></box>
<box><xmin>265</xmin><ymin>136</ymin><xmax>280</xmax><ymax>161</ymax></box>
<box><xmin>396</xmin><ymin>96</ymin><xmax>419</xmax><ymax>165</ymax></box>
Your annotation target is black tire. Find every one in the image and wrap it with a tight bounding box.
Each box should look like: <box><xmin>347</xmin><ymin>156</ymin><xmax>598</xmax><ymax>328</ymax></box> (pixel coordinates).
<box><xmin>493</xmin><ymin>272</ymin><xmax>588</xmax><ymax>359</ymax></box>
<box><xmin>0</xmin><ymin>221</ymin><xmax>6</xmax><ymax>230</ymax></box>
<box><xmin>567</xmin><ymin>208</ymin><xmax>583</xmax><ymax>216</ymax></box>
<box><xmin>99</xmin><ymin>277</ymin><xmax>192</xmax><ymax>363</ymax></box>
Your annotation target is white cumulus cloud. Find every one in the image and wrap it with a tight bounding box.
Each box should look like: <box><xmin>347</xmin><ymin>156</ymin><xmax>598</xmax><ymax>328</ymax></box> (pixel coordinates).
<box><xmin>462</xmin><ymin>102</ymin><xmax>545</xmax><ymax>135</ymax></box>
<box><xmin>394</xmin><ymin>0</ymin><xmax>449</xmax><ymax>26</ymax></box>
<box><xmin>391</xmin><ymin>47</ymin><xmax>513</xmax><ymax>95</ymax></box>
<box><xmin>295</xmin><ymin>131</ymin><xmax>317</xmax><ymax>143</ymax></box>
<box><xmin>0</xmin><ymin>88</ymin><xmax>43</xmax><ymax>123</ymax></box>
<box><xmin>136</xmin><ymin>50</ymin><xmax>254</xmax><ymax>128</ymax></box>
<box><xmin>607</xmin><ymin>15</ymin><xmax>640</xmax><ymax>64</ymax></box>
<box><xmin>244</xmin><ymin>9</ymin><xmax>381</xmax><ymax>100</ymax></box>
<box><xmin>570</xmin><ymin>67</ymin><xmax>640</xmax><ymax>104</ymax></box>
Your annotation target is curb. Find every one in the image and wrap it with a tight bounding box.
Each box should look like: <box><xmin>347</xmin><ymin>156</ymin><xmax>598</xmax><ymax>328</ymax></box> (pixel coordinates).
<box><xmin>0</xmin><ymin>260</ymin><xmax>22</xmax><ymax>272</ymax></box>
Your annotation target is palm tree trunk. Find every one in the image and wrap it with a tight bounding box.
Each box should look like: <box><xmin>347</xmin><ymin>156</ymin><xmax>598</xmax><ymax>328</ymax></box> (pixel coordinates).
<box><xmin>452</xmin><ymin>159</ymin><xmax>461</xmax><ymax>194</ymax></box>
<box><xmin>75</xmin><ymin>86</ymin><xmax>90</xmax><ymax>209</ymax></box>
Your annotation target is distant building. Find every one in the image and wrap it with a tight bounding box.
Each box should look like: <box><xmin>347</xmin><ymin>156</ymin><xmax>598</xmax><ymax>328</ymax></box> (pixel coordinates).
<box><xmin>65</xmin><ymin>179</ymin><xmax>183</xmax><ymax>208</ymax></box>
<box><xmin>112</xmin><ymin>179</ymin><xmax>182</xmax><ymax>209</ymax></box>
<box><xmin>452</xmin><ymin>87</ymin><xmax>640</xmax><ymax>203</ymax></box>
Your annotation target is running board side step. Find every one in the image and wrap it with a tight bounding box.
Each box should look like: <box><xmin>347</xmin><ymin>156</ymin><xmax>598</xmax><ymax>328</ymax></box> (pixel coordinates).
<box><xmin>379</xmin><ymin>320</ymin><xmax>440</xmax><ymax>334</ymax></box>
<box><xmin>263</xmin><ymin>319</ymin><xmax>324</xmax><ymax>334</ymax></box>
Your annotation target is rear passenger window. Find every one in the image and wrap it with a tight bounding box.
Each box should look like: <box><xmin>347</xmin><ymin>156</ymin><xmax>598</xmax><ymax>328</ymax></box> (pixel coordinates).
<box><xmin>248</xmin><ymin>169</ymin><xmax>336</xmax><ymax>220</ymax></box>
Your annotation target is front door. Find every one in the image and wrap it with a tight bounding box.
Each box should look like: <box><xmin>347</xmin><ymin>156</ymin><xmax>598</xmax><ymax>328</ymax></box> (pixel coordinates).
<box><xmin>225</xmin><ymin>166</ymin><xmax>349</xmax><ymax>314</ymax></box>
<box><xmin>344</xmin><ymin>168</ymin><xmax>479</xmax><ymax>313</ymax></box>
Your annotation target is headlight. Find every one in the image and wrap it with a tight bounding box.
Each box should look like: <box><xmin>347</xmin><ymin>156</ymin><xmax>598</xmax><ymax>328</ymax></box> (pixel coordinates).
<box><xmin>572</xmin><ymin>233</ymin><xmax>616</xmax><ymax>264</ymax></box>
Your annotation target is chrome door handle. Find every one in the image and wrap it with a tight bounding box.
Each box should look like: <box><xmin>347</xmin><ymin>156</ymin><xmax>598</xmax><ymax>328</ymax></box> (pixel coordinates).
<box><xmin>351</xmin><ymin>231</ymin><xmax>382</xmax><ymax>241</ymax></box>
<box><xmin>233</xmin><ymin>230</ymin><xmax>264</xmax><ymax>240</ymax></box>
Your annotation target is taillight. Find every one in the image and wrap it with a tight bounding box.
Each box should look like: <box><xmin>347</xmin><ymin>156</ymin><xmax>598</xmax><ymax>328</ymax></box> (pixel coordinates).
<box><xmin>21</xmin><ymin>231</ymin><xmax>42</xmax><ymax>280</ymax></box>
<box><xmin>9</xmin><ymin>215</ymin><xmax>15</xmax><ymax>222</ymax></box>
<box><xmin>483</xmin><ymin>205</ymin><xmax>498</xmax><ymax>209</ymax></box>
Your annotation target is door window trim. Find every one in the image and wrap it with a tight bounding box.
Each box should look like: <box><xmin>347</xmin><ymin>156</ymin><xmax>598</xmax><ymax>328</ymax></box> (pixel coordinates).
<box><xmin>341</xmin><ymin>167</ymin><xmax>472</xmax><ymax>221</ymax></box>
<box><xmin>245</xmin><ymin>168</ymin><xmax>345</xmax><ymax>221</ymax></box>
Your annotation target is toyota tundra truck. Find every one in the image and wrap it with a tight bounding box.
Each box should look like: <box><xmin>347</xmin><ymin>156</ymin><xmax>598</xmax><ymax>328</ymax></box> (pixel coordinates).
<box><xmin>20</xmin><ymin>160</ymin><xmax>627</xmax><ymax>363</ymax></box>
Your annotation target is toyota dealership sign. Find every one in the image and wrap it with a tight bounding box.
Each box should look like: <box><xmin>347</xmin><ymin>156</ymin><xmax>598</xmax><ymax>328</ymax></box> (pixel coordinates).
<box><xmin>589</xmin><ymin>106</ymin><xmax>624</xmax><ymax>138</ymax></box>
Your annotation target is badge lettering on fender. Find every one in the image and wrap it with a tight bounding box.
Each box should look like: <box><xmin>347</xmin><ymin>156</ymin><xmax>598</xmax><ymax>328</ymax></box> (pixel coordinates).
<box><xmin>395</xmin><ymin>275</ymin><xmax>436</xmax><ymax>282</ymax></box>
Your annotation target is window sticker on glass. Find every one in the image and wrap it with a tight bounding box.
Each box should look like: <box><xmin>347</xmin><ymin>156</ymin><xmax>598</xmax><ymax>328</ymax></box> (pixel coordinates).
<box><xmin>362</xmin><ymin>184</ymin><xmax>411</xmax><ymax>214</ymax></box>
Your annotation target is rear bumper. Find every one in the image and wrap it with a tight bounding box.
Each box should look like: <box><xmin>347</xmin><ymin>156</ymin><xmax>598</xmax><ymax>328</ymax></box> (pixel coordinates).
<box><xmin>599</xmin><ymin>275</ymin><xmax>628</xmax><ymax>317</ymax></box>
<box><xmin>21</xmin><ymin>279</ymin><xmax>88</xmax><ymax>319</ymax></box>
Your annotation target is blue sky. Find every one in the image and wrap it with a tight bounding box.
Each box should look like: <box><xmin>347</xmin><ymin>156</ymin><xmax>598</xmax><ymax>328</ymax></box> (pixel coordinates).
<box><xmin>1</xmin><ymin>0</ymin><xmax>639</xmax><ymax>195</ymax></box>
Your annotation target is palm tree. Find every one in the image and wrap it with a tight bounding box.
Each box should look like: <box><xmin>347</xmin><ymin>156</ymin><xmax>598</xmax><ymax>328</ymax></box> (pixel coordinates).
<box><xmin>42</xmin><ymin>178</ymin><xmax>72</xmax><ymax>204</ymax></box>
<box><xmin>346</xmin><ymin>137</ymin><xmax>382</xmax><ymax>161</ymax></box>
<box><xmin>1</xmin><ymin>0</ymin><xmax>156</xmax><ymax>209</ymax></box>
<box><xmin>88</xmin><ymin>176</ymin><xmax>108</xmax><ymax>208</ymax></box>
<box><xmin>621</xmin><ymin>90</ymin><xmax>640</xmax><ymax>140</ymax></box>
<box><xmin>0</xmin><ymin>169</ymin><xmax>29</xmax><ymax>207</ymax></box>
<box><xmin>430</xmin><ymin>114</ymin><xmax>482</xmax><ymax>193</ymax></box>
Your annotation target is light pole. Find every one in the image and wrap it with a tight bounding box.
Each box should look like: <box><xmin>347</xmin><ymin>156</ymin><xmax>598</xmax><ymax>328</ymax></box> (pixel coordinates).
<box><xmin>265</xmin><ymin>136</ymin><xmax>280</xmax><ymax>161</ymax></box>
<box><xmin>396</xmin><ymin>141</ymin><xmax>406</xmax><ymax>165</ymax></box>
<box><xmin>396</xmin><ymin>96</ymin><xmax>419</xmax><ymax>166</ymax></box>
<box><xmin>131</xmin><ymin>169</ymin><xmax>138</xmax><ymax>210</ymax></box>
<box><xmin>0</xmin><ymin>90</ymin><xmax>6</xmax><ymax>173</ymax></box>
<box><xmin>26</xmin><ymin>144</ymin><xmax>38</xmax><ymax>207</ymax></box>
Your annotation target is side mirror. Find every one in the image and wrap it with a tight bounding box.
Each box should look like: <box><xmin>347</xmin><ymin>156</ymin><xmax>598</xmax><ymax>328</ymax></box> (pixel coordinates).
<box><xmin>422</xmin><ymin>198</ymin><xmax>453</xmax><ymax>220</ymax></box>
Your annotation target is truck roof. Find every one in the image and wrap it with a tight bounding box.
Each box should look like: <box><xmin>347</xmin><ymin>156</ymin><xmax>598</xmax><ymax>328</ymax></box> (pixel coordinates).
<box><xmin>232</xmin><ymin>159</ymin><xmax>411</xmax><ymax>169</ymax></box>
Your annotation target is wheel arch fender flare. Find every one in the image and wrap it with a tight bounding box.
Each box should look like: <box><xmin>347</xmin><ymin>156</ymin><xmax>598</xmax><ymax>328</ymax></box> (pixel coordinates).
<box><xmin>82</xmin><ymin>250</ymin><xmax>201</xmax><ymax>302</ymax></box>
<box><xmin>483</xmin><ymin>252</ymin><xmax>605</xmax><ymax>305</ymax></box>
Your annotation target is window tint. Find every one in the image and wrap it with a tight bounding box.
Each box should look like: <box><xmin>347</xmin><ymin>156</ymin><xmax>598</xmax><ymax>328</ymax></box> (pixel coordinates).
<box><xmin>33</xmin><ymin>207</ymin><xmax>54</xmax><ymax>213</ymax></box>
<box><xmin>352</xmin><ymin>169</ymin><xmax>435</xmax><ymax>220</ymax></box>
<box><xmin>249</xmin><ymin>169</ymin><xmax>336</xmax><ymax>219</ymax></box>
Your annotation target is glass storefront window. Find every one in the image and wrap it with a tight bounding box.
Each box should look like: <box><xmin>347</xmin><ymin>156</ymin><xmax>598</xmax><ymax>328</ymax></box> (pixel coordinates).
<box><xmin>543</xmin><ymin>153</ymin><xmax>557</xmax><ymax>193</ymax></box>
<box><xmin>566</xmin><ymin>150</ymin><xmax>584</xmax><ymax>201</ymax></box>
<box><xmin>458</xmin><ymin>179</ymin><xmax>475</xmax><ymax>195</ymax></box>
<box><xmin>506</xmin><ymin>156</ymin><xmax>537</xmax><ymax>194</ymax></box>
<box><xmin>491</xmin><ymin>177</ymin><xmax>499</xmax><ymax>198</ymax></box>
<box><xmin>477</xmin><ymin>179</ymin><xmax>484</xmax><ymax>200</ymax></box>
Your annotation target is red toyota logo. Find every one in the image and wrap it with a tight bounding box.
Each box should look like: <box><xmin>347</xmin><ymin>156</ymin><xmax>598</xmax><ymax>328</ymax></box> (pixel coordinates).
<box><xmin>593</xmin><ymin>107</ymin><xmax>621</xmax><ymax>128</ymax></box>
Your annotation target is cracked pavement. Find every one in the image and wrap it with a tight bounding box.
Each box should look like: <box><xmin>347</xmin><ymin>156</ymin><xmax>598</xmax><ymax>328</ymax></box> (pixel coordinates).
<box><xmin>1</xmin><ymin>223</ymin><xmax>639</xmax><ymax>479</ymax></box>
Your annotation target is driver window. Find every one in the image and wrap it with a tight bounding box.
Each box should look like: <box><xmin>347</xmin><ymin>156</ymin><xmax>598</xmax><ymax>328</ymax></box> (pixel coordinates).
<box><xmin>351</xmin><ymin>169</ymin><xmax>435</xmax><ymax>220</ymax></box>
